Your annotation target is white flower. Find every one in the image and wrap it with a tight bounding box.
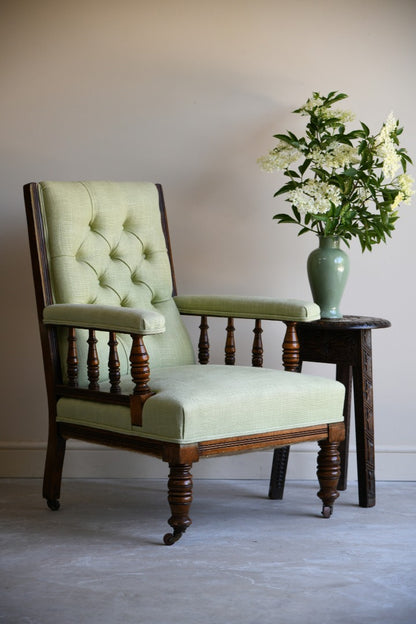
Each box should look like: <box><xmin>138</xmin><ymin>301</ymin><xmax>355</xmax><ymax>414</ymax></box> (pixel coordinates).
<box><xmin>333</xmin><ymin>143</ymin><xmax>360</xmax><ymax>167</ymax></box>
<box><xmin>334</xmin><ymin>109</ymin><xmax>356</xmax><ymax>124</ymax></box>
<box><xmin>376</xmin><ymin>113</ymin><xmax>401</xmax><ymax>178</ymax></box>
<box><xmin>381</xmin><ymin>112</ymin><xmax>397</xmax><ymax>137</ymax></box>
<box><xmin>288</xmin><ymin>180</ymin><xmax>341</xmax><ymax>215</ymax></box>
<box><xmin>257</xmin><ymin>141</ymin><xmax>303</xmax><ymax>171</ymax></box>
<box><xmin>301</xmin><ymin>94</ymin><xmax>324</xmax><ymax>114</ymax></box>
<box><xmin>379</xmin><ymin>141</ymin><xmax>401</xmax><ymax>178</ymax></box>
<box><xmin>300</xmin><ymin>98</ymin><xmax>355</xmax><ymax>128</ymax></box>
<box><xmin>309</xmin><ymin>142</ymin><xmax>360</xmax><ymax>170</ymax></box>
<box><xmin>391</xmin><ymin>192</ymin><xmax>404</xmax><ymax>210</ymax></box>
<box><xmin>398</xmin><ymin>173</ymin><xmax>415</xmax><ymax>204</ymax></box>
<box><xmin>388</xmin><ymin>174</ymin><xmax>413</xmax><ymax>210</ymax></box>
<box><xmin>357</xmin><ymin>186</ymin><xmax>371</xmax><ymax>207</ymax></box>
<box><xmin>321</xmin><ymin>108</ymin><xmax>355</xmax><ymax>124</ymax></box>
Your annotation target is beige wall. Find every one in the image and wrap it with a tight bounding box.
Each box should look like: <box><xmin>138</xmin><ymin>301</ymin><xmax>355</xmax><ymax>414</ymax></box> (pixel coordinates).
<box><xmin>1</xmin><ymin>0</ymin><xmax>415</xmax><ymax>479</ymax></box>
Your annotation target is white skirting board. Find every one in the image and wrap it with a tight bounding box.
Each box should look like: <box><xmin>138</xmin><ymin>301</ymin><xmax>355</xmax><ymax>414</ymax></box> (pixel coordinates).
<box><xmin>0</xmin><ymin>442</ymin><xmax>415</xmax><ymax>480</ymax></box>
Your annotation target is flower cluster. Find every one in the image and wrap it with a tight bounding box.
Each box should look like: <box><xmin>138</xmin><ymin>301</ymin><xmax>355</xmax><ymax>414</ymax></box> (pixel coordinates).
<box><xmin>376</xmin><ymin>113</ymin><xmax>402</xmax><ymax>178</ymax></box>
<box><xmin>257</xmin><ymin>141</ymin><xmax>302</xmax><ymax>171</ymax></box>
<box><xmin>258</xmin><ymin>91</ymin><xmax>414</xmax><ymax>251</ymax></box>
<box><xmin>288</xmin><ymin>181</ymin><xmax>341</xmax><ymax>215</ymax></box>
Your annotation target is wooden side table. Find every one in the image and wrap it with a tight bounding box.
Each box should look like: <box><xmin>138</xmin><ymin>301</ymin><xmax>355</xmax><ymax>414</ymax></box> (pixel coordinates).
<box><xmin>269</xmin><ymin>316</ymin><xmax>391</xmax><ymax>507</ymax></box>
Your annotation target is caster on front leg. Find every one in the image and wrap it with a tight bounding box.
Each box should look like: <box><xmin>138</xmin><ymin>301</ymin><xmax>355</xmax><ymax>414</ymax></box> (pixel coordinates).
<box><xmin>163</xmin><ymin>530</ymin><xmax>185</xmax><ymax>546</ymax></box>
<box><xmin>47</xmin><ymin>499</ymin><xmax>60</xmax><ymax>511</ymax></box>
<box><xmin>321</xmin><ymin>505</ymin><xmax>333</xmax><ymax>518</ymax></box>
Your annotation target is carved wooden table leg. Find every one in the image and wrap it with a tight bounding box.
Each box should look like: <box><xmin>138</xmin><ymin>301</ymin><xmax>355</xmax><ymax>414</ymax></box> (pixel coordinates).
<box><xmin>353</xmin><ymin>329</ymin><xmax>376</xmax><ymax>507</ymax></box>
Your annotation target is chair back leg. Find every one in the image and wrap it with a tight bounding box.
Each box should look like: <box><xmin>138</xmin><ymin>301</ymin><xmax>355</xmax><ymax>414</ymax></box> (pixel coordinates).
<box><xmin>43</xmin><ymin>429</ymin><xmax>66</xmax><ymax>510</ymax></box>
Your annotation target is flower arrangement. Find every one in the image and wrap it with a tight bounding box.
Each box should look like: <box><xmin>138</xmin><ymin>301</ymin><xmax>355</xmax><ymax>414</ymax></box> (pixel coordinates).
<box><xmin>258</xmin><ymin>91</ymin><xmax>414</xmax><ymax>251</ymax></box>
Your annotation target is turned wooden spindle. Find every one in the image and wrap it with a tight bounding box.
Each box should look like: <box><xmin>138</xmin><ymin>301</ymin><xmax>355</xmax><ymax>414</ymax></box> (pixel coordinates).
<box><xmin>66</xmin><ymin>327</ymin><xmax>78</xmax><ymax>387</ymax></box>
<box><xmin>108</xmin><ymin>331</ymin><xmax>121</xmax><ymax>393</ymax></box>
<box><xmin>225</xmin><ymin>317</ymin><xmax>236</xmax><ymax>365</ymax></box>
<box><xmin>198</xmin><ymin>315</ymin><xmax>210</xmax><ymax>365</ymax></box>
<box><xmin>129</xmin><ymin>334</ymin><xmax>154</xmax><ymax>426</ymax></box>
<box><xmin>87</xmin><ymin>329</ymin><xmax>100</xmax><ymax>390</ymax></box>
<box><xmin>252</xmin><ymin>319</ymin><xmax>263</xmax><ymax>367</ymax></box>
<box><xmin>317</xmin><ymin>439</ymin><xmax>341</xmax><ymax>517</ymax></box>
<box><xmin>282</xmin><ymin>321</ymin><xmax>300</xmax><ymax>372</ymax></box>
<box><xmin>163</xmin><ymin>463</ymin><xmax>193</xmax><ymax>545</ymax></box>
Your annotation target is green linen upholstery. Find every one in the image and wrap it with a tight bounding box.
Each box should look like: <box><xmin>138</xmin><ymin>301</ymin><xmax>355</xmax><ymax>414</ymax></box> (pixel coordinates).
<box><xmin>174</xmin><ymin>295</ymin><xmax>321</xmax><ymax>322</ymax></box>
<box><xmin>57</xmin><ymin>365</ymin><xmax>345</xmax><ymax>444</ymax></box>
<box><xmin>38</xmin><ymin>181</ymin><xmax>195</xmax><ymax>383</ymax></box>
<box><xmin>43</xmin><ymin>303</ymin><xmax>166</xmax><ymax>335</ymax></box>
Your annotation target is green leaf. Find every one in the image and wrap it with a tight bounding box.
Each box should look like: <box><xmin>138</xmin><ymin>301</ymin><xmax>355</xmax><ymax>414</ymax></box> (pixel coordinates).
<box><xmin>273</xmin><ymin>181</ymin><xmax>298</xmax><ymax>197</ymax></box>
<box><xmin>344</xmin><ymin>167</ymin><xmax>358</xmax><ymax>177</ymax></box>
<box><xmin>360</xmin><ymin>122</ymin><xmax>370</xmax><ymax>136</ymax></box>
<box><xmin>272</xmin><ymin>133</ymin><xmax>295</xmax><ymax>145</ymax></box>
<box><xmin>287</xmin><ymin>131</ymin><xmax>299</xmax><ymax>142</ymax></box>
<box><xmin>327</xmin><ymin>92</ymin><xmax>349</xmax><ymax>105</ymax></box>
<box><xmin>292</xmin><ymin>205</ymin><xmax>301</xmax><ymax>221</ymax></box>
<box><xmin>298</xmin><ymin>159</ymin><xmax>311</xmax><ymax>176</ymax></box>
<box><xmin>348</xmin><ymin>129</ymin><xmax>367</xmax><ymax>140</ymax></box>
<box><xmin>285</xmin><ymin>169</ymin><xmax>301</xmax><ymax>179</ymax></box>
<box><xmin>273</xmin><ymin>214</ymin><xmax>300</xmax><ymax>225</ymax></box>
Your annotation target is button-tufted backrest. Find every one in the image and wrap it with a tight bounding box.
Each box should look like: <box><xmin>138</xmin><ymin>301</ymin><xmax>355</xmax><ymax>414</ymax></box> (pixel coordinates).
<box><xmin>39</xmin><ymin>181</ymin><xmax>195</xmax><ymax>383</ymax></box>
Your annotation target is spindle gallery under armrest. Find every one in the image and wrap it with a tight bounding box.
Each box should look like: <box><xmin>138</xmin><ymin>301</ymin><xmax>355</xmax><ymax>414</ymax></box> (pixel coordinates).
<box><xmin>53</xmin><ymin>323</ymin><xmax>154</xmax><ymax>427</ymax></box>
<box><xmin>191</xmin><ymin>314</ymin><xmax>301</xmax><ymax>373</ymax></box>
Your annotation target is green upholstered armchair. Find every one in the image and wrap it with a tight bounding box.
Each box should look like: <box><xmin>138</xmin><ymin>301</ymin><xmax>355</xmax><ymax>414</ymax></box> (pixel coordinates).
<box><xmin>24</xmin><ymin>181</ymin><xmax>345</xmax><ymax>544</ymax></box>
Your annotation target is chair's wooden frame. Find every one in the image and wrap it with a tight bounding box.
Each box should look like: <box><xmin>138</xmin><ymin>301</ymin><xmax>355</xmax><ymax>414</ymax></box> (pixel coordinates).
<box><xmin>24</xmin><ymin>182</ymin><xmax>344</xmax><ymax>544</ymax></box>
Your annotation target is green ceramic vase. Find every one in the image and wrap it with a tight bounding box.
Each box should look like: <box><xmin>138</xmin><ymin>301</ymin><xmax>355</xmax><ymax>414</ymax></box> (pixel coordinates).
<box><xmin>307</xmin><ymin>236</ymin><xmax>349</xmax><ymax>319</ymax></box>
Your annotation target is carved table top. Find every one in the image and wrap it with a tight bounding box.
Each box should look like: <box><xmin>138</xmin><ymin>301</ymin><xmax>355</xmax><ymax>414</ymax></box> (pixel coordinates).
<box><xmin>298</xmin><ymin>315</ymin><xmax>391</xmax><ymax>331</ymax></box>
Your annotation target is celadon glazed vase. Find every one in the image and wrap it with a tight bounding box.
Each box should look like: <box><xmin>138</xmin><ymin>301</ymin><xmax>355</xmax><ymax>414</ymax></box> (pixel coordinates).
<box><xmin>307</xmin><ymin>236</ymin><xmax>349</xmax><ymax>319</ymax></box>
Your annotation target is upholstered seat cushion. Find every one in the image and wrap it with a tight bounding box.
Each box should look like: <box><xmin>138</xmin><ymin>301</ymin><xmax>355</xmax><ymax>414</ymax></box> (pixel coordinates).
<box><xmin>57</xmin><ymin>365</ymin><xmax>344</xmax><ymax>444</ymax></box>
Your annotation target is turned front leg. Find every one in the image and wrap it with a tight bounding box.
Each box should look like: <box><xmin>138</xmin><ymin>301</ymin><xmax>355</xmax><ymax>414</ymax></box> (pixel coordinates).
<box><xmin>164</xmin><ymin>463</ymin><xmax>193</xmax><ymax>545</ymax></box>
<box><xmin>317</xmin><ymin>439</ymin><xmax>341</xmax><ymax>517</ymax></box>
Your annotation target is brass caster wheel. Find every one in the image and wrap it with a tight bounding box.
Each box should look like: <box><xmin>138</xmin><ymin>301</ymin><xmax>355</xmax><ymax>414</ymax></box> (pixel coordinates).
<box><xmin>163</xmin><ymin>531</ymin><xmax>183</xmax><ymax>546</ymax></box>
<box><xmin>47</xmin><ymin>499</ymin><xmax>60</xmax><ymax>511</ymax></box>
<box><xmin>321</xmin><ymin>505</ymin><xmax>333</xmax><ymax>518</ymax></box>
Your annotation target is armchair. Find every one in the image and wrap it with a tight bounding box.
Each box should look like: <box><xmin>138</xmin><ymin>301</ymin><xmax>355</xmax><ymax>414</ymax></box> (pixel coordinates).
<box><xmin>24</xmin><ymin>181</ymin><xmax>345</xmax><ymax>544</ymax></box>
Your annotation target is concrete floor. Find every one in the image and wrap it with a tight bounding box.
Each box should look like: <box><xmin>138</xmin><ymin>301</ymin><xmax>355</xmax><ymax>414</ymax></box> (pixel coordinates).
<box><xmin>0</xmin><ymin>478</ymin><xmax>415</xmax><ymax>624</ymax></box>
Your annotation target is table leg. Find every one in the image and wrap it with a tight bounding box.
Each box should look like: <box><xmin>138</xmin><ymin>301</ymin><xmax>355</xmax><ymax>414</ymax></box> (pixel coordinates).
<box><xmin>336</xmin><ymin>363</ymin><xmax>353</xmax><ymax>491</ymax></box>
<box><xmin>353</xmin><ymin>329</ymin><xmax>376</xmax><ymax>507</ymax></box>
